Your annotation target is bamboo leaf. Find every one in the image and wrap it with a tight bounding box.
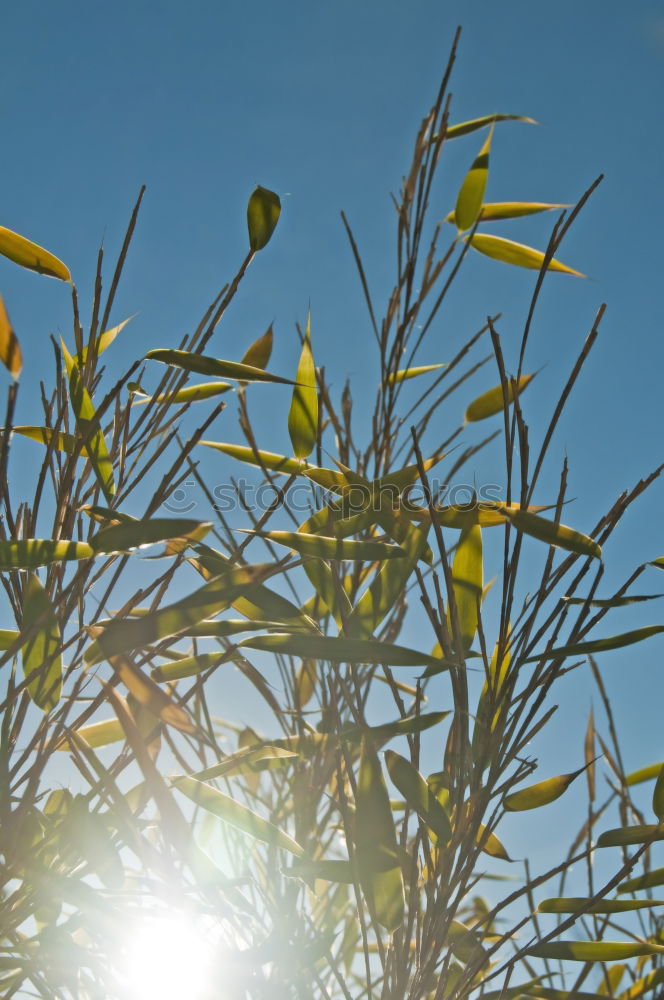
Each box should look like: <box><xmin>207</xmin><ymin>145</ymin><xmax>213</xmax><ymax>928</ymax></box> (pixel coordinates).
<box><xmin>406</xmin><ymin>500</ymin><xmax>557</xmax><ymax>530</ymax></box>
<box><xmin>385</xmin><ymin>363</ymin><xmax>446</xmax><ymax>384</ymax></box>
<box><xmin>133</xmin><ymin>382</ymin><xmax>233</xmax><ymax>405</ymax></box>
<box><xmin>455</xmin><ymin>128</ymin><xmax>492</xmax><ymax>231</ymax></box>
<box><xmin>450</xmin><ymin>519</ymin><xmax>483</xmax><ymax>650</ymax></box>
<box><xmin>467</xmin><ymin>233</ymin><xmax>585</xmax><ymax>277</ymax></box>
<box><xmin>21</xmin><ymin>574</ymin><xmax>62</xmax><ymax>712</ymax></box>
<box><xmin>526</xmin><ymin>626</ymin><xmax>664</xmax><ymax>663</ymax></box>
<box><xmin>173</xmin><ymin>775</ymin><xmax>303</xmax><ymax>855</ymax></box>
<box><xmin>0</xmin><ymin>539</ymin><xmax>93</xmax><ymax>569</ymax></box>
<box><xmin>5</xmin><ymin>426</ymin><xmax>78</xmax><ymax>454</ymax></box>
<box><xmin>384</xmin><ymin>750</ymin><xmax>452</xmax><ymax>843</ymax></box>
<box><xmin>0</xmin><ymin>296</ymin><xmax>21</xmax><ymax>379</ymax></box>
<box><xmin>89</xmin><ymin>518</ymin><xmax>211</xmax><ymax>554</ymax></box>
<box><xmin>627</xmin><ymin>763</ymin><xmax>664</xmax><ymax>787</ymax></box>
<box><xmin>84</xmin><ymin>565</ymin><xmax>275</xmax><ymax>664</ymax></box>
<box><xmin>538</xmin><ymin>898</ymin><xmax>664</xmax><ymax>914</ymax></box>
<box><xmin>504</xmin><ymin>765</ymin><xmax>586</xmax><ymax>811</ymax></box>
<box><xmin>649</xmin><ymin>558</ymin><xmax>664</xmax><ymax>570</ymax></box>
<box><xmin>109</xmin><ymin>655</ymin><xmax>194</xmax><ymax>733</ymax></box>
<box><xmin>0</xmin><ymin>225</ymin><xmax>71</xmax><ymax>281</ymax></box>
<box><xmin>527</xmin><ymin>941</ymin><xmax>664</xmax><ymax>961</ymax></box>
<box><xmin>0</xmin><ymin>629</ymin><xmax>19</xmax><ymax>648</ymax></box>
<box><xmin>238</xmin><ymin>632</ymin><xmax>442</xmax><ymax>668</ymax></box>
<box><xmin>241</xmin><ymin>324</ymin><xmax>273</xmax><ymax>370</ymax></box>
<box><xmin>653</xmin><ymin>763</ymin><xmax>664</xmax><ymax>821</ymax></box>
<box><xmin>597</xmin><ymin>825</ymin><xmax>664</xmax><ymax>848</ymax></box>
<box><xmin>199</xmin><ymin>441</ymin><xmax>305</xmax><ymax>475</ymax></box>
<box><xmin>563</xmin><ymin>594</ymin><xmax>664</xmax><ymax>608</ymax></box>
<box><xmin>618</xmin><ymin>869</ymin><xmax>664</xmax><ymax>894</ymax></box>
<box><xmin>193</xmin><ymin>745</ymin><xmax>298</xmax><ymax>781</ymax></box>
<box><xmin>80</xmin><ymin>315</ymin><xmax>135</xmax><ymax>360</ymax></box>
<box><xmin>499</xmin><ymin>506</ymin><xmax>601</xmax><ymax>560</ymax></box>
<box><xmin>288</xmin><ymin>313</ymin><xmax>318</xmax><ymax>458</ymax></box>
<box><xmin>56</xmin><ymin>718</ymin><xmax>125</xmax><ymax>751</ymax></box>
<box><xmin>356</xmin><ymin>742</ymin><xmax>405</xmax><ymax>931</ymax></box>
<box><xmin>246</xmin><ymin>529</ymin><xmax>406</xmax><ymax>562</ymax></box>
<box><xmin>61</xmin><ymin>341</ymin><xmax>115</xmax><ymax>501</ymax></box>
<box><xmin>145</xmin><ymin>349</ymin><xmax>294</xmax><ymax>385</ymax></box>
<box><xmin>465</xmin><ymin>374</ymin><xmax>536</xmax><ymax>423</ymax></box>
<box><xmin>447</xmin><ymin>201</ymin><xmax>569</xmax><ymax>223</ymax></box>
<box><xmin>247</xmin><ymin>185</ymin><xmax>281</xmax><ymax>251</ymax></box>
<box><xmin>440</xmin><ymin>114</ymin><xmax>537</xmax><ymax>140</ymax></box>
<box><xmin>152</xmin><ymin>652</ymin><xmax>227</xmax><ymax>682</ymax></box>
<box><xmin>295</xmin><ymin>658</ymin><xmax>317</xmax><ymax>707</ymax></box>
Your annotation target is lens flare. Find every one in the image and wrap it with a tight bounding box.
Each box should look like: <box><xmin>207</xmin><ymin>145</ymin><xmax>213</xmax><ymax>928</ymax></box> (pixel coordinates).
<box><xmin>121</xmin><ymin>912</ymin><xmax>215</xmax><ymax>1000</ymax></box>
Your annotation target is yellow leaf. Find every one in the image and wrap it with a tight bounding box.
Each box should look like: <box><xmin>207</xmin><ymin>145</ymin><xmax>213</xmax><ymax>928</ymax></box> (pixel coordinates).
<box><xmin>21</xmin><ymin>574</ymin><xmax>62</xmax><ymax>712</ymax></box>
<box><xmin>385</xmin><ymin>363</ymin><xmax>446</xmax><ymax>384</ymax></box>
<box><xmin>465</xmin><ymin>374</ymin><xmax>535</xmax><ymax>423</ymax></box>
<box><xmin>0</xmin><ymin>225</ymin><xmax>71</xmax><ymax>281</ymax></box>
<box><xmin>450</xmin><ymin>519</ymin><xmax>483</xmax><ymax>651</ymax></box>
<box><xmin>455</xmin><ymin>129</ymin><xmax>492</xmax><ymax>231</ymax></box>
<box><xmin>247</xmin><ymin>185</ymin><xmax>281</xmax><ymax>251</ymax></box>
<box><xmin>288</xmin><ymin>313</ymin><xmax>318</xmax><ymax>458</ymax></box>
<box><xmin>61</xmin><ymin>340</ymin><xmax>115</xmax><ymax>502</ymax></box>
<box><xmin>467</xmin><ymin>233</ymin><xmax>585</xmax><ymax>277</ymax></box>
<box><xmin>504</xmin><ymin>765</ymin><xmax>585</xmax><ymax>811</ymax></box>
<box><xmin>0</xmin><ymin>296</ymin><xmax>21</xmax><ymax>379</ymax></box>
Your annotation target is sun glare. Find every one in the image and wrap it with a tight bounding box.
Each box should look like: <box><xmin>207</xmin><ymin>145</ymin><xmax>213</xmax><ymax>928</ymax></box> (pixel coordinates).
<box><xmin>121</xmin><ymin>912</ymin><xmax>216</xmax><ymax>1000</ymax></box>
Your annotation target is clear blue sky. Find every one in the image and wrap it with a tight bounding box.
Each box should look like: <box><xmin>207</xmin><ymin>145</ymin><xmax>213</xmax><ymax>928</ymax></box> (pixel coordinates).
<box><xmin>3</xmin><ymin>2</ymin><xmax>664</xmax><ymax>862</ymax></box>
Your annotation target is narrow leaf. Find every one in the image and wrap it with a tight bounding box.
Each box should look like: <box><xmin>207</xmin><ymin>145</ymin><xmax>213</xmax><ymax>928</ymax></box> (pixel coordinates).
<box><xmin>288</xmin><ymin>313</ymin><xmax>318</xmax><ymax>458</ymax></box>
<box><xmin>467</xmin><ymin>233</ymin><xmax>585</xmax><ymax>277</ymax></box>
<box><xmin>597</xmin><ymin>825</ymin><xmax>664</xmax><ymax>848</ymax></box>
<box><xmin>450</xmin><ymin>519</ymin><xmax>483</xmax><ymax>650</ymax></box>
<box><xmin>61</xmin><ymin>340</ymin><xmax>115</xmax><ymax>501</ymax></box>
<box><xmin>385</xmin><ymin>363</ymin><xmax>446</xmax><ymax>385</ymax></box>
<box><xmin>0</xmin><ymin>296</ymin><xmax>21</xmax><ymax>379</ymax></box>
<box><xmin>563</xmin><ymin>593</ymin><xmax>664</xmax><ymax>608</ymax></box>
<box><xmin>499</xmin><ymin>506</ymin><xmax>601</xmax><ymax>560</ymax></box>
<box><xmin>0</xmin><ymin>539</ymin><xmax>93</xmax><ymax>569</ymax></box>
<box><xmin>247</xmin><ymin>529</ymin><xmax>406</xmax><ymax>562</ymax></box>
<box><xmin>527</xmin><ymin>942</ymin><xmax>664</xmax><ymax>962</ymax></box>
<box><xmin>0</xmin><ymin>225</ymin><xmax>71</xmax><ymax>281</ymax></box>
<box><xmin>145</xmin><ymin>349</ymin><xmax>293</xmax><ymax>384</ymax></box>
<box><xmin>526</xmin><ymin>626</ymin><xmax>664</xmax><ymax>663</ymax></box>
<box><xmin>133</xmin><ymin>382</ymin><xmax>232</xmax><ymax>405</ymax></box>
<box><xmin>21</xmin><ymin>574</ymin><xmax>62</xmax><ymax>711</ymax></box>
<box><xmin>89</xmin><ymin>518</ymin><xmax>211</xmax><ymax>554</ymax></box>
<box><xmin>6</xmin><ymin>426</ymin><xmax>77</xmax><ymax>454</ymax></box>
<box><xmin>446</xmin><ymin>202</ymin><xmax>568</xmax><ymax>224</ymax></box>
<box><xmin>465</xmin><ymin>374</ymin><xmax>535</xmax><ymax>423</ymax></box>
<box><xmin>56</xmin><ymin>718</ymin><xmax>125</xmax><ymax>751</ymax></box>
<box><xmin>627</xmin><ymin>763</ymin><xmax>664</xmax><ymax>787</ymax></box>
<box><xmin>504</xmin><ymin>765</ymin><xmax>585</xmax><ymax>811</ymax></box>
<box><xmin>538</xmin><ymin>898</ymin><xmax>664</xmax><ymax>914</ymax></box>
<box><xmin>241</xmin><ymin>324</ymin><xmax>273</xmax><ymax>370</ymax></box>
<box><xmin>440</xmin><ymin>114</ymin><xmax>537</xmax><ymax>141</ymax></box>
<box><xmin>384</xmin><ymin>750</ymin><xmax>452</xmax><ymax>843</ymax></box>
<box><xmin>618</xmin><ymin>869</ymin><xmax>664</xmax><ymax>894</ymax></box>
<box><xmin>455</xmin><ymin>128</ymin><xmax>492</xmax><ymax>231</ymax></box>
<box><xmin>174</xmin><ymin>775</ymin><xmax>303</xmax><ymax>855</ymax></box>
<box><xmin>653</xmin><ymin>764</ymin><xmax>664</xmax><ymax>821</ymax></box>
<box><xmin>238</xmin><ymin>632</ymin><xmax>442</xmax><ymax>668</ymax></box>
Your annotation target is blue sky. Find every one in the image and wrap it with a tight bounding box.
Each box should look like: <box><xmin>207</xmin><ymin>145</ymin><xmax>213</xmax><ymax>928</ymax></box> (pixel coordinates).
<box><xmin>3</xmin><ymin>2</ymin><xmax>664</xmax><ymax>862</ymax></box>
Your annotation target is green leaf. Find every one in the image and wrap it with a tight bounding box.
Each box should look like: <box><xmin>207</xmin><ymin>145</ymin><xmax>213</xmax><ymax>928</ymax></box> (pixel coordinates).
<box><xmin>562</xmin><ymin>593</ymin><xmax>664</xmax><ymax>608</ymax></box>
<box><xmin>247</xmin><ymin>529</ymin><xmax>406</xmax><ymax>562</ymax></box>
<box><xmin>241</xmin><ymin>324</ymin><xmax>274</xmax><ymax>370</ymax></box>
<box><xmin>61</xmin><ymin>340</ymin><xmax>115</xmax><ymax>502</ymax></box>
<box><xmin>89</xmin><ymin>518</ymin><xmax>211</xmax><ymax>554</ymax></box>
<box><xmin>384</xmin><ymin>750</ymin><xmax>452</xmax><ymax>843</ymax></box>
<box><xmin>499</xmin><ymin>506</ymin><xmax>601</xmax><ymax>560</ymax></box>
<box><xmin>649</xmin><ymin>558</ymin><xmax>664</xmax><ymax>570</ymax></box>
<box><xmin>193</xmin><ymin>745</ymin><xmax>298</xmax><ymax>781</ymax></box>
<box><xmin>356</xmin><ymin>742</ymin><xmax>405</xmax><ymax>931</ymax></box>
<box><xmin>653</xmin><ymin>763</ymin><xmax>664</xmax><ymax>820</ymax></box>
<box><xmin>597</xmin><ymin>825</ymin><xmax>664</xmax><ymax>848</ymax></box>
<box><xmin>527</xmin><ymin>942</ymin><xmax>664</xmax><ymax>962</ymax></box>
<box><xmin>152</xmin><ymin>652</ymin><xmax>227</xmax><ymax>682</ymax></box>
<box><xmin>504</xmin><ymin>765</ymin><xmax>585</xmax><ymax>811</ymax></box>
<box><xmin>440</xmin><ymin>114</ymin><xmax>537</xmax><ymax>141</ymax></box>
<box><xmin>627</xmin><ymin>763</ymin><xmax>664</xmax><ymax>787</ymax></box>
<box><xmin>0</xmin><ymin>225</ymin><xmax>71</xmax><ymax>281</ymax></box>
<box><xmin>199</xmin><ymin>441</ymin><xmax>305</xmax><ymax>475</ymax></box>
<box><xmin>385</xmin><ymin>363</ymin><xmax>446</xmax><ymax>385</ymax></box>
<box><xmin>526</xmin><ymin>625</ymin><xmax>664</xmax><ymax>663</ymax></box>
<box><xmin>0</xmin><ymin>539</ymin><xmax>94</xmax><ymax>569</ymax></box>
<box><xmin>0</xmin><ymin>629</ymin><xmax>19</xmax><ymax>649</ymax></box>
<box><xmin>619</xmin><ymin>868</ymin><xmax>664</xmax><ymax>894</ymax></box>
<box><xmin>247</xmin><ymin>185</ymin><xmax>281</xmax><ymax>251</ymax></box>
<box><xmin>21</xmin><ymin>574</ymin><xmax>62</xmax><ymax>712</ymax></box>
<box><xmin>84</xmin><ymin>565</ymin><xmax>275</xmax><ymax>665</ymax></box>
<box><xmin>133</xmin><ymin>382</ymin><xmax>233</xmax><ymax>405</ymax></box>
<box><xmin>467</xmin><ymin>233</ymin><xmax>585</xmax><ymax>277</ymax></box>
<box><xmin>80</xmin><ymin>315</ymin><xmax>135</xmax><ymax>361</ymax></box>
<box><xmin>56</xmin><ymin>718</ymin><xmax>125</xmax><ymax>751</ymax></box>
<box><xmin>538</xmin><ymin>897</ymin><xmax>664</xmax><ymax>914</ymax></box>
<box><xmin>5</xmin><ymin>425</ymin><xmax>78</xmax><ymax>454</ymax></box>
<box><xmin>0</xmin><ymin>296</ymin><xmax>21</xmax><ymax>379</ymax></box>
<box><xmin>455</xmin><ymin>128</ymin><xmax>492</xmax><ymax>231</ymax></box>
<box><xmin>238</xmin><ymin>632</ymin><xmax>443</xmax><ymax>668</ymax></box>
<box><xmin>288</xmin><ymin>313</ymin><xmax>318</xmax><ymax>458</ymax></box>
<box><xmin>173</xmin><ymin>775</ymin><xmax>303</xmax><ymax>855</ymax></box>
<box><xmin>450</xmin><ymin>519</ymin><xmax>483</xmax><ymax>650</ymax></box>
<box><xmin>145</xmin><ymin>349</ymin><xmax>294</xmax><ymax>384</ymax></box>
<box><xmin>447</xmin><ymin>202</ymin><xmax>568</xmax><ymax>223</ymax></box>
<box><xmin>465</xmin><ymin>374</ymin><xmax>536</xmax><ymax>423</ymax></box>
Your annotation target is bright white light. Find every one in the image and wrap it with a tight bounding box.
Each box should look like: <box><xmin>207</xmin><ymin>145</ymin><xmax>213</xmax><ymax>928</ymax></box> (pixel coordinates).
<box><xmin>121</xmin><ymin>912</ymin><xmax>215</xmax><ymax>1000</ymax></box>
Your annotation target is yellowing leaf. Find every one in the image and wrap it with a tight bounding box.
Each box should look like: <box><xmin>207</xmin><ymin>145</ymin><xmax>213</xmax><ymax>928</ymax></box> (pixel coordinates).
<box><xmin>152</xmin><ymin>652</ymin><xmax>227</xmax><ymax>683</ymax></box>
<box><xmin>0</xmin><ymin>296</ymin><xmax>21</xmax><ymax>379</ymax></box>
<box><xmin>288</xmin><ymin>313</ymin><xmax>318</xmax><ymax>458</ymax></box>
<box><xmin>110</xmin><ymin>655</ymin><xmax>194</xmax><ymax>734</ymax></box>
<box><xmin>241</xmin><ymin>324</ymin><xmax>274</xmax><ymax>370</ymax></box>
<box><xmin>133</xmin><ymin>382</ymin><xmax>232</xmax><ymax>405</ymax></box>
<box><xmin>247</xmin><ymin>185</ymin><xmax>281</xmax><ymax>251</ymax></box>
<box><xmin>385</xmin><ymin>363</ymin><xmax>446</xmax><ymax>385</ymax></box>
<box><xmin>499</xmin><ymin>506</ymin><xmax>602</xmax><ymax>560</ymax></box>
<box><xmin>56</xmin><ymin>718</ymin><xmax>125</xmax><ymax>751</ymax></box>
<box><xmin>145</xmin><ymin>349</ymin><xmax>293</xmax><ymax>385</ymax></box>
<box><xmin>6</xmin><ymin>425</ymin><xmax>77</xmax><ymax>453</ymax></box>
<box><xmin>465</xmin><ymin>374</ymin><xmax>535</xmax><ymax>423</ymax></box>
<box><xmin>653</xmin><ymin>763</ymin><xmax>664</xmax><ymax>821</ymax></box>
<box><xmin>384</xmin><ymin>750</ymin><xmax>452</xmax><ymax>843</ymax></box>
<box><xmin>526</xmin><ymin>626</ymin><xmax>664</xmax><ymax>663</ymax></box>
<box><xmin>446</xmin><ymin>202</ymin><xmax>568</xmax><ymax>224</ymax></box>
<box><xmin>173</xmin><ymin>775</ymin><xmax>303</xmax><ymax>855</ymax></box>
<box><xmin>597</xmin><ymin>825</ymin><xmax>664</xmax><ymax>848</ymax></box>
<box><xmin>0</xmin><ymin>539</ymin><xmax>93</xmax><ymax>569</ymax></box>
<box><xmin>627</xmin><ymin>763</ymin><xmax>664</xmax><ymax>787</ymax></box>
<box><xmin>538</xmin><ymin>897</ymin><xmax>664</xmax><ymax>914</ymax></box>
<box><xmin>440</xmin><ymin>114</ymin><xmax>537</xmax><ymax>141</ymax></box>
<box><xmin>80</xmin><ymin>315</ymin><xmax>136</xmax><ymax>361</ymax></box>
<box><xmin>21</xmin><ymin>574</ymin><xmax>62</xmax><ymax>712</ymax></box>
<box><xmin>61</xmin><ymin>340</ymin><xmax>115</xmax><ymax>502</ymax></box>
<box><xmin>0</xmin><ymin>225</ymin><xmax>71</xmax><ymax>281</ymax></box>
<box><xmin>618</xmin><ymin>868</ymin><xmax>664</xmax><ymax>894</ymax></box>
<box><xmin>467</xmin><ymin>233</ymin><xmax>585</xmax><ymax>277</ymax></box>
<box><xmin>504</xmin><ymin>765</ymin><xmax>586</xmax><ymax>811</ymax></box>
<box><xmin>356</xmin><ymin>742</ymin><xmax>405</xmax><ymax>931</ymax></box>
<box><xmin>455</xmin><ymin>128</ymin><xmax>492</xmax><ymax>231</ymax></box>
<box><xmin>450</xmin><ymin>519</ymin><xmax>483</xmax><ymax>651</ymax></box>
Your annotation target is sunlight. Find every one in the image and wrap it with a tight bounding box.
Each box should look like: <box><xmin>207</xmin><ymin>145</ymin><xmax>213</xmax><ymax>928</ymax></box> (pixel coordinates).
<box><xmin>120</xmin><ymin>911</ymin><xmax>216</xmax><ymax>1000</ymax></box>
